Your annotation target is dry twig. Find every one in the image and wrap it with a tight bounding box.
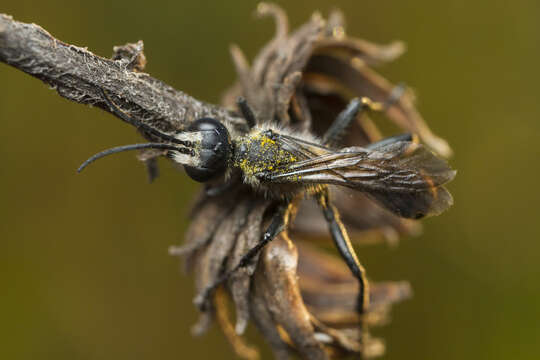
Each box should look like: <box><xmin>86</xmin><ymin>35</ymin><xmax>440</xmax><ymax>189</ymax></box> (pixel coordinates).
<box><xmin>0</xmin><ymin>14</ymin><xmax>245</xmax><ymax>137</ymax></box>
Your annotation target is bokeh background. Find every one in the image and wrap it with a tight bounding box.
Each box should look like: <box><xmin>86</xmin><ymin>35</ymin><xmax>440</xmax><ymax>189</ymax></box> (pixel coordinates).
<box><xmin>1</xmin><ymin>1</ymin><xmax>539</xmax><ymax>359</ymax></box>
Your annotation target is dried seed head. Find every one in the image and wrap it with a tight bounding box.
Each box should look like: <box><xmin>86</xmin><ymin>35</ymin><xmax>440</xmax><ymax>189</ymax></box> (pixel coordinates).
<box><xmin>172</xmin><ymin>4</ymin><xmax>452</xmax><ymax>359</ymax></box>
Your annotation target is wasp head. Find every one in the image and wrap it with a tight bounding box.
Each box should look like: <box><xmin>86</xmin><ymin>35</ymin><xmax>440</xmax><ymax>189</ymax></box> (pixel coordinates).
<box><xmin>78</xmin><ymin>100</ymin><xmax>234</xmax><ymax>183</ymax></box>
<box><xmin>179</xmin><ymin>118</ymin><xmax>232</xmax><ymax>182</ymax></box>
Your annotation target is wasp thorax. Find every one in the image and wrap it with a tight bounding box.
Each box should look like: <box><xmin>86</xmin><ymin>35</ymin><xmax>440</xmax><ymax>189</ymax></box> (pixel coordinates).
<box><xmin>233</xmin><ymin>129</ymin><xmax>297</xmax><ymax>184</ymax></box>
<box><xmin>184</xmin><ymin>117</ymin><xmax>231</xmax><ymax>182</ymax></box>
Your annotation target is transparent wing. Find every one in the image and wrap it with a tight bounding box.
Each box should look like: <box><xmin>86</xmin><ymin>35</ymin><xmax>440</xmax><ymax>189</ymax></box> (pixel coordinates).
<box><xmin>259</xmin><ymin>137</ymin><xmax>456</xmax><ymax>219</ymax></box>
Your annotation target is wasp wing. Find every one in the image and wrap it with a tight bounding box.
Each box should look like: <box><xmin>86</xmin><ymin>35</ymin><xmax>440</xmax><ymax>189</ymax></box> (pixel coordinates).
<box><xmin>261</xmin><ymin>138</ymin><xmax>456</xmax><ymax>219</ymax></box>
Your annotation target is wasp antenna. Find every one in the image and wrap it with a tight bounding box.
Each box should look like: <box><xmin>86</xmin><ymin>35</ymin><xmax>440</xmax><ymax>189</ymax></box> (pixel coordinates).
<box><xmin>236</xmin><ymin>96</ymin><xmax>257</xmax><ymax>128</ymax></box>
<box><xmin>100</xmin><ymin>89</ymin><xmax>193</xmax><ymax>147</ymax></box>
<box><xmin>77</xmin><ymin>143</ymin><xmax>192</xmax><ymax>173</ymax></box>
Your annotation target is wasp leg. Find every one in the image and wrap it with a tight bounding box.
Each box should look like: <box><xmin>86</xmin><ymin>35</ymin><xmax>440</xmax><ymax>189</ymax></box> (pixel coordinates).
<box><xmin>317</xmin><ymin>191</ymin><xmax>369</xmax><ymax>314</ymax></box>
<box><xmin>194</xmin><ymin>203</ymin><xmax>289</xmax><ymax>311</ymax></box>
<box><xmin>236</xmin><ymin>96</ymin><xmax>257</xmax><ymax>129</ymax></box>
<box><xmin>322</xmin><ymin>98</ymin><xmax>364</xmax><ymax>145</ymax></box>
<box><xmin>322</xmin><ymin>83</ymin><xmax>407</xmax><ymax>146</ymax></box>
<box><xmin>317</xmin><ymin>191</ymin><xmax>372</xmax><ymax>353</ymax></box>
<box><xmin>365</xmin><ymin>132</ymin><xmax>419</xmax><ymax>150</ymax></box>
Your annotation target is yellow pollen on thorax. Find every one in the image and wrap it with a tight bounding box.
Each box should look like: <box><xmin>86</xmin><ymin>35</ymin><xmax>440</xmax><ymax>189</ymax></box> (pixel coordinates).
<box><xmin>234</xmin><ymin>131</ymin><xmax>300</xmax><ymax>180</ymax></box>
<box><xmin>259</xmin><ymin>135</ymin><xmax>276</xmax><ymax>147</ymax></box>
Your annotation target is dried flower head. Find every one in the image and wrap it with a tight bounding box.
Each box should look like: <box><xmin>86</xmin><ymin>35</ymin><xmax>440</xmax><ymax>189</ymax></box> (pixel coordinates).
<box><xmin>168</xmin><ymin>3</ymin><xmax>453</xmax><ymax>359</ymax></box>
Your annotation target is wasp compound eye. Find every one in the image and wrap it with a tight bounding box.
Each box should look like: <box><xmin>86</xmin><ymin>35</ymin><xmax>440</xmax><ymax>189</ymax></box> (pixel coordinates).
<box><xmin>184</xmin><ymin>117</ymin><xmax>231</xmax><ymax>182</ymax></box>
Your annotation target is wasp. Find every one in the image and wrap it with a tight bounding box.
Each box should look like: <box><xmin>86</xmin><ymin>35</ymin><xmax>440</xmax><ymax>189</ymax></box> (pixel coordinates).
<box><xmin>79</xmin><ymin>85</ymin><xmax>456</xmax><ymax>317</ymax></box>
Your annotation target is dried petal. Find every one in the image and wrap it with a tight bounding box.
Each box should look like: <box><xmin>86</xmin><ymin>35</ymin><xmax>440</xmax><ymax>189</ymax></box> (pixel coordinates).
<box><xmin>170</xmin><ymin>188</ymin><xmax>240</xmax><ymax>272</ymax></box>
<box><xmin>227</xmin><ymin>200</ymin><xmax>270</xmax><ymax>335</ymax></box>
<box><xmin>193</xmin><ymin>199</ymin><xmax>251</xmax><ymax>309</ymax></box>
<box><xmin>250</xmin><ymin>278</ymin><xmax>291</xmax><ymax>359</ymax></box>
<box><xmin>229</xmin><ymin>44</ymin><xmax>252</xmax><ymax>97</ymax></box>
<box><xmin>313</xmin><ymin>38</ymin><xmax>406</xmax><ymax>67</ymax></box>
<box><xmin>255</xmin><ymin>234</ymin><xmax>328</xmax><ymax>360</ymax></box>
<box><xmin>215</xmin><ymin>287</ymin><xmax>260</xmax><ymax>360</ymax></box>
<box><xmin>252</xmin><ymin>2</ymin><xmax>289</xmax><ymax>81</ymax></box>
<box><xmin>275</xmin><ymin>71</ymin><xmax>302</xmax><ymax>124</ymax></box>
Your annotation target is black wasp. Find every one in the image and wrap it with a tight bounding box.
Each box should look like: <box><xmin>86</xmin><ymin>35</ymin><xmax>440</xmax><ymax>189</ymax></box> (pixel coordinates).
<box><xmin>79</xmin><ymin>87</ymin><xmax>456</xmax><ymax>317</ymax></box>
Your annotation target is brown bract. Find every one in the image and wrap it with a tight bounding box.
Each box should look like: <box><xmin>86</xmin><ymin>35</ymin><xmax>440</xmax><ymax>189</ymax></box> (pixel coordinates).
<box><xmin>171</xmin><ymin>3</ymin><xmax>451</xmax><ymax>359</ymax></box>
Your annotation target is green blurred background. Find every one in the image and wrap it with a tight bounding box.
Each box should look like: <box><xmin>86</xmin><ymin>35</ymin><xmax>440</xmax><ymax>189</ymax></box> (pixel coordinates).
<box><xmin>1</xmin><ymin>0</ymin><xmax>539</xmax><ymax>359</ymax></box>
